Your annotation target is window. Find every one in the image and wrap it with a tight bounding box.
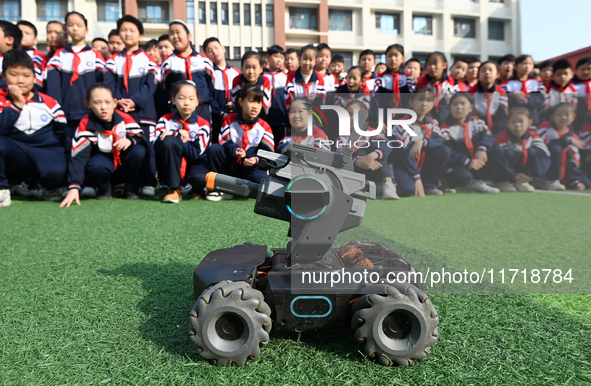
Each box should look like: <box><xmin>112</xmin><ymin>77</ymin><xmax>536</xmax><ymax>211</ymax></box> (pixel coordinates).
<box><xmin>329</xmin><ymin>10</ymin><xmax>352</xmax><ymax>31</ymax></box>
<box><xmin>289</xmin><ymin>7</ymin><xmax>317</xmax><ymax>30</ymax></box>
<box><xmin>413</xmin><ymin>15</ymin><xmax>432</xmax><ymax>35</ymax></box>
<box><xmin>255</xmin><ymin>4</ymin><xmax>262</xmax><ymax>26</ymax></box>
<box><xmin>233</xmin><ymin>3</ymin><xmax>240</xmax><ymax>25</ymax></box>
<box><xmin>198</xmin><ymin>2</ymin><xmax>206</xmax><ymax>24</ymax></box>
<box><xmin>2</xmin><ymin>1</ymin><xmax>20</xmax><ymax>21</ymax></box>
<box><xmin>224</xmin><ymin>46</ymin><xmax>230</xmax><ymax>59</ymax></box>
<box><xmin>244</xmin><ymin>4</ymin><xmax>251</xmax><ymax>26</ymax></box>
<box><xmin>37</xmin><ymin>1</ymin><xmax>67</xmax><ymax>22</ymax></box>
<box><xmin>221</xmin><ymin>3</ymin><xmax>229</xmax><ymax>25</ymax></box>
<box><xmin>266</xmin><ymin>4</ymin><xmax>274</xmax><ymax>27</ymax></box>
<box><xmin>233</xmin><ymin>47</ymin><xmax>241</xmax><ymax>59</ymax></box>
<box><xmin>97</xmin><ymin>1</ymin><xmax>120</xmax><ymax>22</ymax></box>
<box><xmin>375</xmin><ymin>13</ymin><xmax>400</xmax><ymax>35</ymax></box>
<box><xmin>187</xmin><ymin>1</ymin><xmax>195</xmax><ymax>23</ymax></box>
<box><xmin>488</xmin><ymin>0</ymin><xmax>504</xmax><ymax>3</ymax></box>
<box><xmin>138</xmin><ymin>1</ymin><xmax>169</xmax><ymax>23</ymax></box>
<box><xmin>488</xmin><ymin>20</ymin><xmax>505</xmax><ymax>40</ymax></box>
<box><xmin>454</xmin><ymin>18</ymin><xmax>476</xmax><ymax>38</ymax></box>
<box><xmin>210</xmin><ymin>2</ymin><xmax>217</xmax><ymax>24</ymax></box>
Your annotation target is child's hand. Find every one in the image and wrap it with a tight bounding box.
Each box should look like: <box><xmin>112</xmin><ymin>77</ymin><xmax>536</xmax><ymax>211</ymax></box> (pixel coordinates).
<box><xmin>414</xmin><ymin>179</ymin><xmax>425</xmax><ymax>197</ymax></box>
<box><xmin>225</xmin><ymin>101</ymin><xmax>234</xmax><ymax>112</ymax></box>
<box><xmin>410</xmin><ymin>140</ymin><xmax>423</xmax><ymax>159</ymax></box>
<box><xmin>235</xmin><ymin>148</ymin><xmax>246</xmax><ymax>158</ymax></box>
<box><xmin>179</xmin><ymin>129</ymin><xmax>190</xmax><ymax>143</ymax></box>
<box><xmin>60</xmin><ymin>189</ymin><xmax>81</xmax><ymax>208</ymax></box>
<box><xmin>114</xmin><ymin>138</ymin><xmax>132</xmax><ymax>151</ymax></box>
<box><xmin>243</xmin><ymin>157</ymin><xmax>257</xmax><ymax>167</ymax></box>
<box><xmin>355</xmin><ymin>154</ymin><xmax>381</xmax><ymax>170</ymax></box>
<box><xmin>118</xmin><ymin>99</ymin><xmax>136</xmax><ymax>112</ymax></box>
<box><xmin>475</xmin><ymin>150</ymin><xmax>488</xmax><ymax>163</ymax></box>
<box><xmin>159</xmin><ymin>131</ymin><xmax>174</xmax><ymax>141</ymax></box>
<box><xmin>469</xmin><ymin>159</ymin><xmax>485</xmax><ymax>171</ymax></box>
<box><xmin>571</xmin><ymin>138</ymin><xmax>585</xmax><ymax>149</ymax></box>
<box><xmin>8</xmin><ymin>85</ymin><xmax>26</xmax><ymax>108</ymax></box>
<box><xmin>575</xmin><ymin>182</ymin><xmax>586</xmax><ymax>190</ymax></box>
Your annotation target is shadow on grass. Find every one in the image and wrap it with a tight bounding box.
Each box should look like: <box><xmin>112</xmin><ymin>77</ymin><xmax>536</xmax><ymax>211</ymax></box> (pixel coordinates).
<box><xmin>99</xmin><ymin>261</ymin><xmax>366</xmax><ymax>365</ymax></box>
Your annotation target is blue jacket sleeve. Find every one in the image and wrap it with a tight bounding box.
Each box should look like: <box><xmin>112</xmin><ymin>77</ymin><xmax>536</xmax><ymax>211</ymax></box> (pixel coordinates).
<box><xmin>103</xmin><ymin>69</ymin><xmax>123</xmax><ymax>99</ymax></box>
<box><xmin>0</xmin><ymin>104</ymin><xmax>22</xmax><ymax>135</ymax></box>
<box><xmin>128</xmin><ymin>72</ymin><xmax>158</xmax><ymax>110</ymax></box>
<box><xmin>45</xmin><ymin>67</ymin><xmax>63</xmax><ymax>105</ymax></box>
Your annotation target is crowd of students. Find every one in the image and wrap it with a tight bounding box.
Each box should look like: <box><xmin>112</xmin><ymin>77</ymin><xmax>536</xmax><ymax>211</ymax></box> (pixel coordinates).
<box><xmin>0</xmin><ymin>13</ymin><xmax>590</xmax><ymax>208</ymax></box>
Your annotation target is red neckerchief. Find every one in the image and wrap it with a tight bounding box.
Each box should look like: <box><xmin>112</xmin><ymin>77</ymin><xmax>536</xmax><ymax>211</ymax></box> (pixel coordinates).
<box><xmin>70</xmin><ymin>48</ymin><xmax>82</xmax><ymax>85</ymax></box>
<box><xmin>415</xmin><ymin>118</ymin><xmax>434</xmax><ymax>170</ymax></box>
<box><xmin>101</xmin><ymin>127</ymin><xmax>123</xmax><ymax>170</ymax></box>
<box><xmin>387</xmin><ymin>70</ymin><xmax>400</xmax><ymax>108</ymax></box>
<box><xmin>265</xmin><ymin>69</ymin><xmax>281</xmax><ymax>98</ymax></box>
<box><xmin>469</xmin><ymin>83</ymin><xmax>503</xmax><ymax>130</ymax></box>
<box><xmin>122</xmin><ymin>49</ymin><xmax>143</xmax><ymax>92</ymax></box>
<box><xmin>521</xmin><ymin>139</ymin><xmax>529</xmax><ymax>167</ymax></box>
<box><xmin>461</xmin><ymin>121</ymin><xmax>475</xmax><ymax>159</ymax></box>
<box><xmin>220</xmin><ymin>66</ymin><xmax>232</xmax><ymax>101</ymax></box>
<box><xmin>177</xmin><ymin>52</ymin><xmax>193</xmax><ymax>80</ymax></box>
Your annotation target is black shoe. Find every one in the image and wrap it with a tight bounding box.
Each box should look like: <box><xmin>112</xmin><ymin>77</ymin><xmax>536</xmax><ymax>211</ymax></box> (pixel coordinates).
<box><xmin>97</xmin><ymin>186</ymin><xmax>112</xmax><ymax>200</ymax></box>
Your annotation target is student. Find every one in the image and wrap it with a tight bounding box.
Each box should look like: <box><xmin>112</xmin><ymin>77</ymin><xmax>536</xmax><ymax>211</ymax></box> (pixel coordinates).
<box><xmin>263</xmin><ymin>44</ymin><xmax>290</xmax><ymax>146</ymax></box>
<box><xmin>104</xmin><ymin>15</ymin><xmax>159</xmax><ymax>197</ymax></box>
<box><xmin>160</xmin><ymin>19</ymin><xmax>217</xmax><ymax>124</ymax></box>
<box><xmin>60</xmin><ymin>84</ymin><xmax>147</xmax><ymax>206</ymax></box>
<box><xmin>501</xmin><ymin>54</ymin><xmax>544</xmax><ymax>126</ymax></box>
<box><xmin>374</xmin><ymin>62</ymin><xmax>387</xmax><ymax>75</ymax></box>
<box><xmin>571</xmin><ymin>57</ymin><xmax>591</xmax><ymax>130</ymax></box>
<box><xmin>315</xmin><ymin>43</ymin><xmax>337</xmax><ymax>92</ymax></box>
<box><xmin>359</xmin><ymin>49</ymin><xmax>377</xmax><ymax>80</ymax></box>
<box><xmin>108</xmin><ymin>29</ymin><xmax>124</xmax><ymax>56</ymax></box>
<box><xmin>92</xmin><ymin>37</ymin><xmax>110</xmax><ymax>62</ymax></box>
<box><xmin>542</xmin><ymin>59</ymin><xmax>577</xmax><ymax>120</ymax></box>
<box><xmin>334</xmin><ymin>66</ymin><xmax>371</xmax><ymax>109</ymax></box>
<box><xmin>440</xmin><ymin>93</ymin><xmax>502</xmax><ymax>194</ymax></box>
<box><xmin>207</xmin><ymin>84</ymin><xmax>273</xmax><ymax>192</ymax></box>
<box><xmin>203</xmin><ymin>37</ymin><xmax>240</xmax><ymax>143</ymax></box>
<box><xmin>330</xmin><ymin>54</ymin><xmax>345</xmax><ymax>84</ymax></box>
<box><xmin>157</xmin><ymin>34</ymin><xmax>174</xmax><ymax>63</ymax></box>
<box><xmin>374</xmin><ymin>44</ymin><xmax>411</xmax><ymax>101</ymax></box>
<box><xmin>17</xmin><ymin>21</ymin><xmax>45</xmax><ymax>90</ymax></box>
<box><xmin>403</xmin><ymin>58</ymin><xmax>422</xmax><ymax>92</ymax></box>
<box><xmin>45</xmin><ymin>21</ymin><xmax>67</xmax><ymax>57</ymax></box>
<box><xmin>415</xmin><ymin>51</ymin><xmax>455</xmax><ymax>123</ymax></box>
<box><xmin>449</xmin><ymin>59</ymin><xmax>468</xmax><ymax>84</ymax></box>
<box><xmin>497</xmin><ymin>54</ymin><xmax>515</xmax><ymax>83</ymax></box>
<box><xmin>46</xmin><ymin>12</ymin><xmax>107</xmax><ymax>147</ymax></box>
<box><xmin>468</xmin><ymin>61</ymin><xmax>509</xmax><ymax>136</ymax></box>
<box><xmin>230</xmin><ymin>51</ymin><xmax>272</xmax><ymax>118</ymax></box>
<box><xmin>337</xmin><ymin>101</ymin><xmax>398</xmax><ymax>199</ymax></box>
<box><xmin>284</xmin><ymin>45</ymin><xmax>326</xmax><ymax>109</ymax></box>
<box><xmin>494</xmin><ymin>107</ymin><xmax>550</xmax><ymax>192</ymax></box>
<box><xmin>465</xmin><ymin>59</ymin><xmax>481</xmax><ymax>89</ymax></box>
<box><xmin>284</xmin><ymin>48</ymin><xmax>299</xmax><ymax>73</ymax></box>
<box><xmin>277</xmin><ymin>97</ymin><xmax>329</xmax><ymax>153</ymax></box>
<box><xmin>537</xmin><ymin>103</ymin><xmax>590</xmax><ymax>190</ymax></box>
<box><xmin>0</xmin><ymin>50</ymin><xmax>67</xmax><ymax>207</ymax></box>
<box><xmin>391</xmin><ymin>88</ymin><xmax>451</xmax><ymax>196</ymax></box>
<box><xmin>154</xmin><ymin>81</ymin><xmax>211</xmax><ymax>203</ymax></box>
<box><xmin>0</xmin><ymin>20</ymin><xmax>22</xmax><ymax>88</ymax></box>
<box><xmin>538</xmin><ymin>60</ymin><xmax>554</xmax><ymax>88</ymax></box>
<box><xmin>144</xmin><ymin>39</ymin><xmax>160</xmax><ymax>65</ymax></box>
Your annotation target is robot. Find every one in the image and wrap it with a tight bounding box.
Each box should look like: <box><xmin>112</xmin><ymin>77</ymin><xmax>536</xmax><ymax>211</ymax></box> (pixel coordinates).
<box><xmin>189</xmin><ymin>110</ymin><xmax>439</xmax><ymax>366</ymax></box>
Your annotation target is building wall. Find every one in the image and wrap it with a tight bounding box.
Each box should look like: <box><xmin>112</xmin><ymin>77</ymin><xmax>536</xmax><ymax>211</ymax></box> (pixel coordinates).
<box><xmin>23</xmin><ymin>0</ymin><xmax>520</xmax><ymax>65</ymax></box>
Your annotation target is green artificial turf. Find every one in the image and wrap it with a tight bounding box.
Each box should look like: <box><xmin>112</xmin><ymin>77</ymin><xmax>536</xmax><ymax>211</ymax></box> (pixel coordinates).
<box><xmin>0</xmin><ymin>193</ymin><xmax>590</xmax><ymax>384</ymax></box>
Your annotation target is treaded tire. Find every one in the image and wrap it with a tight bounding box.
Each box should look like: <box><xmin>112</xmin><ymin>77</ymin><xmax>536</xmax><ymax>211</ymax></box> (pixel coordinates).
<box><xmin>351</xmin><ymin>283</ymin><xmax>439</xmax><ymax>366</ymax></box>
<box><xmin>189</xmin><ymin>280</ymin><xmax>272</xmax><ymax>366</ymax></box>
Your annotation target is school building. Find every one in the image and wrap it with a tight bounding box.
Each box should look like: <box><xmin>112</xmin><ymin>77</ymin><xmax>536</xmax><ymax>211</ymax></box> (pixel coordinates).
<box><xmin>3</xmin><ymin>0</ymin><xmax>521</xmax><ymax>66</ymax></box>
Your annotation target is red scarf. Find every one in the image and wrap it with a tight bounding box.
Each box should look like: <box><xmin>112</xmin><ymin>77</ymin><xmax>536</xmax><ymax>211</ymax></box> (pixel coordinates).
<box><xmin>101</xmin><ymin>128</ymin><xmax>123</xmax><ymax>170</ymax></box>
<box><xmin>70</xmin><ymin>50</ymin><xmax>81</xmax><ymax>85</ymax></box>
<box><xmin>178</xmin><ymin>53</ymin><xmax>193</xmax><ymax>80</ymax></box>
<box><xmin>177</xmin><ymin>118</ymin><xmax>191</xmax><ymax>178</ymax></box>
<box><xmin>462</xmin><ymin>121</ymin><xmax>475</xmax><ymax>159</ymax></box>
<box><xmin>123</xmin><ymin>52</ymin><xmax>133</xmax><ymax>92</ymax></box>
<box><xmin>415</xmin><ymin>121</ymin><xmax>433</xmax><ymax>171</ymax></box>
<box><xmin>220</xmin><ymin>67</ymin><xmax>232</xmax><ymax>101</ymax></box>
<box><xmin>521</xmin><ymin>139</ymin><xmax>528</xmax><ymax>167</ymax></box>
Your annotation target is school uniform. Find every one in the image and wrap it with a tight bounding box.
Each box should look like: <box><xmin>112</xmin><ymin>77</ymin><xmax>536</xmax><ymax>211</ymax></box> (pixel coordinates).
<box><xmin>537</xmin><ymin>121</ymin><xmax>591</xmax><ymax>188</ymax></box>
<box><xmin>362</xmin><ymin>73</ymin><xmax>377</xmax><ymax>94</ymax></box>
<box><xmin>415</xmin><ymin>74</ymin><xmax>456</xmax><ymax>123</ymax></box>
<box><xmin>211</xmin><ymin>64</ymin><xmax>240</xmax><ymax>142</ymax></box>
<box><xmin>208</xmin><ymin>113</ymin><xmax>274</xmax><ymax>183</ymax></box>
<box><xmin>336</xmin><ymin>131</ymin><xmax>395</xmax><ymax>185</ymax></box>
<box><xmin>160</xmin><ymin>49</ymin><xmax>218</xmax><ymax>123</ymax></box>
<box><xmin>263</xmin><ymin>68</ymin><xmax>289</xmax><ymax>145</ymax></box>
<box><xmin>230</xmin><ymin>74</ymin><xmax>273</xmax><ymax>117</ymax></box>
<box><xmin>284</xmin><ymin>69</ymin><xmax>326</xmax><ymax>109</ymax></box>
<box><xmin>45</xmin><ymin>44</ymin><xmax>106</xmax><ymax>146</ymax></box>
<box><xmin>0</xmin><ymin>88</ymin><xmax>67</xmax><ymax>190</ymax></box>
<box><xmin>333</xmin><ymin>83</ymin><xmax>372</xmax><ymax>109</ymax></box>
<box><xmin>104</xmin><ymin>48</ymin><xmax>159</xmax><ymax>188</ymax></box>
<box><xmin>277</xmin><ymin>126</ymin><xmax>330</xmax><ymax>153</ymax></box>
<box><xmin>68</xmin><ymin>111</ymin><xmax>146</xmax><ymax>194</ymax></box>
<box><xmin>571</xmin><ymin>76</ymin><xmax>591</xmax><ymax>131</ymax></box>
<box><xmin>369</xmin><ymin>69</ymin><xmax>412</xmax><ymax>130</ymax></box>
<box><xmin>578</xmin><ymin>122</ymin><xmax>591</xmax><ymax>178</ymax></box>
<box><xmin>154</xmin><ymin>111</ymin><xmax>211</xmax><ymax>192</ymax></box>
<box><xmin>440</xmin><ymin>115</ymin><xmax>502</xmax><ymax>187</ymax></box>
<box><xmin>319</xmin><ymin>71</ymin><xmax>339</xmax><ymax>93</ymax></box>
<box><xmin>390</xmin><ymin>115</ymin><xmax>451</xmax><ymax>196</ymax></box>
<box><xmin>501</xmin><ymin>76</ymin><xmax>545</xmax><ymax>126</ymax></box>
<box><xmin>468</xmin><ymin>83</ymin><xmax>509</xmax><ymax>136</ymax></box>
<box><xmin>493</xmin><ymin>128</ymin><xmax>551</xmax><ymax>182</ymax></box>
<box><xmin>22</xmin><ymin>47</ymin><xmax>46</xmax><ymax>91</ymax></box>
<box><xmin>541</xmin><ymin>81</ymin><xmax>578</xmax><ymax>122</ymax></box>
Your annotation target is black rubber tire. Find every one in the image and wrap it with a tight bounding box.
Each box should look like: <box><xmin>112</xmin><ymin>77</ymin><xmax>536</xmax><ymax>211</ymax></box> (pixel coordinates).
<box><xmin>189</xmin><ymin>280</ymin><xmax>272</xmax><ymax>366</ymax></box>
<box><xmin>351</xmin><ymin>283</ymin><xmax>439</xmax><ymax>366</ymax></box>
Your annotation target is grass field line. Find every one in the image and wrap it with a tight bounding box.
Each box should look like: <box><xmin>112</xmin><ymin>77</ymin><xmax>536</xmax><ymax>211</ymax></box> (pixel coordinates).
<box><xmin>534</xmin><ymin>190</ymin><xmax>591</xmax><ymax>197</ymax></box>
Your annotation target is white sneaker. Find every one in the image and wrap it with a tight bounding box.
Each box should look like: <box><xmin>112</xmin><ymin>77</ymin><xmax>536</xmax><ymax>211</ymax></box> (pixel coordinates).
<box><xmin>544</xmin><ymin>180</ymin><xmax>566</xmax><ymax>191</ymax></box>
<box><xmin>140</xmin><ymin>186</ymin><xmax>156</xmax><ymax>197</ymax></box>
<box><xmin>515</xmin><ymin>181</ymin><xmax>536</xmax><ymax>192</ymax></box>
<box><xmin>0</xmin><ymin>189</ymin><xmax>11</xmax><ymax>207</ymax></box>
<box><xmin>381</xmin><ymin>180</ymin><xmax>400</xmax><ymax>200</ymax></box>
<box><xmin>81</xmin><ymin>186</ymin><xmax>97</xmax><ymax>198</ymax></box>
<box><xmin>467</xmin><ymin>180</ymin><xmax>500</xmax><ymax>194</ymax></box>
<box><xmin>205</xmin><ymin>191</ymin><xmax>234</xmax><ymax>201</ymax></box>
<box><xmin>495</xmin><ymin>181</ymin><xmax>517</xmax><ymax>192</ymax></box>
